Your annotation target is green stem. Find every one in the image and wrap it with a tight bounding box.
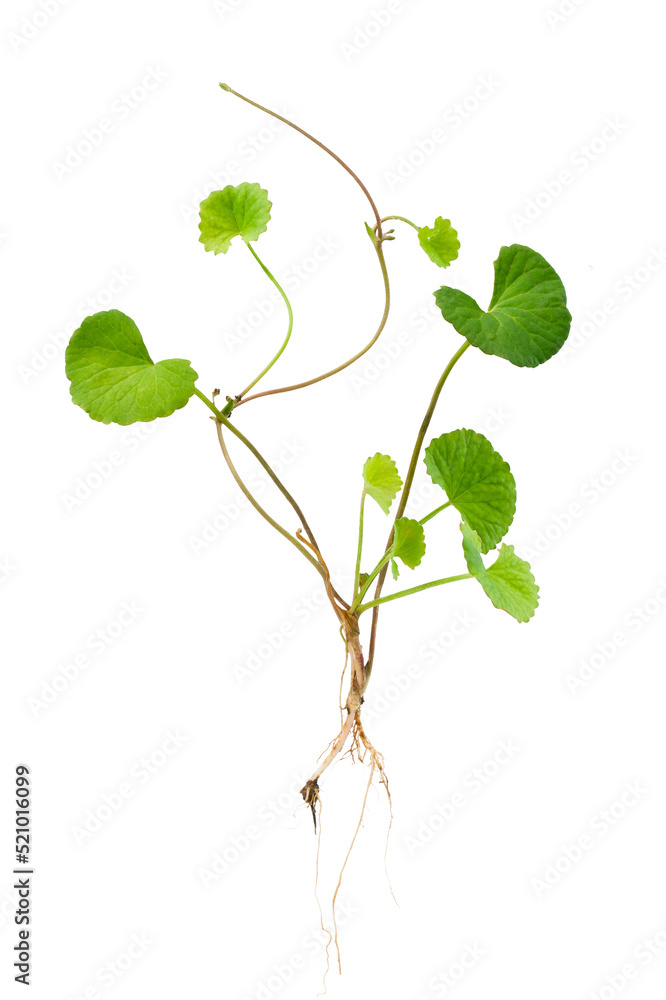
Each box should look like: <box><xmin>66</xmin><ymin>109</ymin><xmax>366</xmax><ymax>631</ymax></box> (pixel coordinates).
<box><xmin>351</xmin><ymin>551</ymin><xmax>392</xmax><ymax>612</ymax></box>
<box><xmin>236</xmin><ymin>244</ymin><xmax>294</xmax><ymax>400</ymax></box>
<box><xmin>380</xmin><ymin>215</ymin><xmax>419</xmax><ymax>231</ymax></box>
<box><xmin>366</xmin><ymin>340</ymin><xmax>471</xmax><ymax>671</ymax></box>
<box><xmin>357</xmin><ymin>573</ymin><xmax>473</xmax><ymax>614</ymax></box>
<box><xmin>419</xmin><ymin>500</ymin><xmax>451</xmax><ymax>525</ymax></box>
<box><xmin>193</xmin><ymin>386</ymin><xmax>223</xmax><ymax>418</ymax></box>
<box><xmin>193</xmin><ymin>391</ymin><xmax>349</xmax><ymax>609</ymax></box>
<box><xmin>352</xmin><ymin>492</ymin><xmax>366</xmax><ymax>602</ymax></box>
<box><xmin>214</xmin><ymin>420</ymin><xmax>326</xmax><ymax>581</ymax></box>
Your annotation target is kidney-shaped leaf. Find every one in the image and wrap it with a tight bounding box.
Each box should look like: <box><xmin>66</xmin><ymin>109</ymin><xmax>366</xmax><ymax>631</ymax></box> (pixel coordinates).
<box><xmin>425</xmin><ymin>429</ymin><xmax>516</xmax><ymax>552</ymax></box>
<box><xmin>434</xmin><ymin>244</ymin><xmax>571</xmax><ymax>367</ymax></box>
<box><xmin>199</xmin><ymin>182</ymin><xmax>271</xmax><ymax>254</ymax></box>
<box><xmin>363</xmin><ymin>453</ymin><xmax>402</xmax><ymax>514</ymax></box>
<box><xmin>461</xmin><ymin>521</ymin><xmax>538</xmax><ymax>623</ymax></box>
<box><xmin>417</xmin><ymin>216</ymin><xmax>460</xmax><ymax>268</ymax></box>
<box><xmin>392</xmin><ymin>517</ymin><xmax>426</xmax><ymax>569</ymax></box>
<box><xmin>65</xmin><ymin>310</ymin><xmax>198</xmax><ymax>425</ymax></box>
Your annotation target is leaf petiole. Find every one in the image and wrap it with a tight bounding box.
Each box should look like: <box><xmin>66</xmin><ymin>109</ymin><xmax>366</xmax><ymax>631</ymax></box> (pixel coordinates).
<box><xmin>193</xmin><ymin>386</ymin><xmax>223</xmax><ymax>419</ymax></box>
<box><xmin>379</xmin><ymin>215</ymin><xmax>419</xmax><ymax>232</ymax></box>
<box><xmin>236</xmin><ymin>244</ymin><xmax>294</xmax><ymax>400</ymax></box>
<box><xmin>356</xmin><ymin>573</ymin><xmax>473</xmax><ymax>614</ymax></box>
<box><xmin>214</xmin><ymin>419</ymin><xmax>326</xmax><ymax>580</ymax></box>
<box><xmin>352</xmin><ymin>492</ymin><xmax>366</xmax><ymax>603</ymax></box>
<box><xmin>351</xmin><ymin>551</ymin><xmax>392</xmax><ymax>612</ymax></box>
<box><xmin>419</xmin><ymin>500</ymin><xmax>451</xmax><ymax>525</ymax></box>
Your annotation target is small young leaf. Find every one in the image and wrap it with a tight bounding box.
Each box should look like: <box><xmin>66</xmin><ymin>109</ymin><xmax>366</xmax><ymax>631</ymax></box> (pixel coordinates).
<box><xmin>199</xmin><ymin>182</ymin><xmax>271</xmax><ymax>254</ymax></box>
<box><xmin>392</xmin><ymin>517</ymin><xmax>426</xmax><ymax>569</ymax></box>
<box><xmin>65</xmin><ymin>310</ymin><xmax>198</xmax><ymax>425</ymax></box>
<box><xmin>417</xmin><ymin>217</ymin><xmax>460</xmax><ymax>268</ymax></box>
<box><xmin>390</xmin><ymin>559</ymin><xmax>400</xmax><ymax>581</ymax></box>
<box><xmin>425</xmin><ymin>429</ymin><xmax>516</xmax><ymax>553</ymax></box>
<box><xmin>461</xmin><ymin>521</ymin><xmax>538</xmax><ymax>622</ymax></box>
<box><xmin>363</xmin><ymin>453</ymin><xmax>402</xmax><ymax>514</ymax></box>
<box><xmin>434</xmin><ymin>244</ymin><xmax>571</xmax><ymax>367</ymax></box>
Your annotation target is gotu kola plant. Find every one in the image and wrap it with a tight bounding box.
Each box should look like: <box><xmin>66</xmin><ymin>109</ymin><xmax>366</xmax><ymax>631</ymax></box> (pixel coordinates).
<box><xmin>64</xmin><ymin>83</ymin><xmax>571</xmax><ymax>958</ymax></box>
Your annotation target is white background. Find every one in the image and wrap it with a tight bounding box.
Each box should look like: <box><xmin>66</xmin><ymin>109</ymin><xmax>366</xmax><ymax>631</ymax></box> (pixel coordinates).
<box><xmin>2</xmin><ymin>1</ymin><xmax>665</xmax><ymax>998</ymax></box>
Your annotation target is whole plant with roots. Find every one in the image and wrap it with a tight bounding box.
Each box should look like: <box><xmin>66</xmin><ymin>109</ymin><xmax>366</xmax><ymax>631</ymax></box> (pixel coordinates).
<box><xmin>64</xmin><ymin>84</ymin><xmax>571</xmax><ymax>971</ymax></box>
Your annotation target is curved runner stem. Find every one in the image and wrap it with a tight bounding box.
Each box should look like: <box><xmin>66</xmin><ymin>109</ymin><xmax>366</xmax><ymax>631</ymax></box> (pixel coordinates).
<box><xmin>214</xmin><ymin>419</ymin><xmax>326</xmax><ymax>580</ymax></box>
<box><xmin>236</xmin><ymin>240</ymin><xmax>391</xmax><ymax>405</ymax></box>
<box><xmin>195</xmin><ymin>393</ymin><xmax>350</xmax><ymax>610</ymax></box>
<box><xmin>218</xmin><ymin>84</ymin><xmax>391</xmax><ymax>407</ymax></box>
<box><xmin>220</xmin><ymin>83</ymin><xmax>383</xmax><ymax>229</ymax></box>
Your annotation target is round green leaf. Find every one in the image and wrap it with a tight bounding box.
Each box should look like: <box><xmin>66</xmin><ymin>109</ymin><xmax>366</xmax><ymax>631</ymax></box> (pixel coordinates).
<box><xmin>65</xmin><ymin>310</ymin><xmax>198</xmax><ymax>425</ymax></box>
<box><xmin>425</xmin><ymin>429</ymin><xmax>516</xmax><ymax>553</ymax></box>
<box><xmin>363</xmin><ymin>453</ymin><xmax>402</xmax><ymax>515</ymax></box>
<box><xmin>392</xmin><ymin>517</ymin><xmax>426</xmax><ymax>570</ymax></box>
<box><xmin>417</xmin><ymin>217</ymin><xmax>460</xmax><ymax>268</ymax></box>
<box><xmin>461</xmin><ymin>521</ymin><xmax>538</xmax><ymax>622</ymax></box>
<box><xmin>199</xmin><ymin>182</ymin><xmax>271</xmax><ymax>254</ymax></box>
<box><xmin>434</xmin><ymin>244</ymin><xmax>571</xmax><ymax>367</ymax></box>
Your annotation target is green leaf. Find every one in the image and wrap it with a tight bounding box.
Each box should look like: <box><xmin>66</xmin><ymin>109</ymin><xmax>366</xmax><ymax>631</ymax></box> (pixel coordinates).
<box><xmin>392</xmin><ymin>517</ymin><xmax>426</xmax><ymax>570</ymax></box>
<box><xmin>65</xmin><ymin>310</ymin><xmax>198</xmax><ymax>425</ymax></box>
<box><xmin>434</xmin><ymin>244</ymin><xmax>571</xmax><ymax>367</ymax></box>
<box><xmin>417</xmin><ymin>217</ymin><xmax>460</xmax><ymax>268</ymax></box>
<box><xmin>199</xmin><ymin>182</ymin><xmax>271</xmax><ymax>254</ymax></box>
<box><xmin>461</xmin><ymin>521</ymin><xmax>538</xmax><ymax>622</ymax></box>
<box><xmin>363</xmin><ymin>453</ymin><xmax>402</xmax><ymax>514</ymax></box>
<box><xmin>390</xmin><ymin>559</ymin><xmax>400</xmax><ymax>581</ymax></box>
<box><xmin>424</xmin><ymin>429</ymin><xmax>516</xmax><ymax>553</ymax></box>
